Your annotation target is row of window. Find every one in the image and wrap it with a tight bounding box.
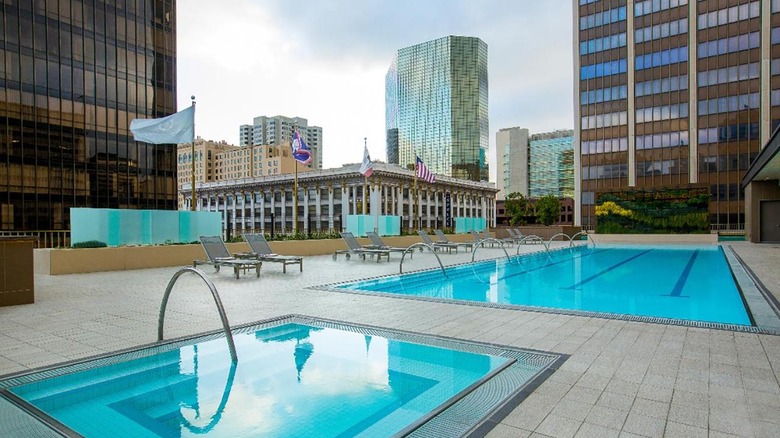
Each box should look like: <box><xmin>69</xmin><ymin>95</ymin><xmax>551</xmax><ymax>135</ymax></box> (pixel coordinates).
<box><xmin>581</xmin><ymin>85</ymin><xmax>628</xmax><ymax>105</ymax></box>
<box><xmin>581</xmin><ymin>137</ymin><xmax>629</xmax><ymax>155</ymax></box>
<box><xmin>636</xmin><ymin>158</ymin><xmax>688</xmax><ymax>177</ymax></box>
<box><xmin>581</xmin><ymin>111</ymin><xmax>628</xmax><ymax>129</ymax></box>
<box><xmin>698</xmin><ymin>122</ymin><xmax>758</xmax><ymax>144</ymax></box>
<box><xmin>698</xmin><ymin>92</ymin><xmax>759</xmax><ymax>116</ymax></box>
<box><xmin>635</xmin><ymin>0</ymin><xmax>687</xmax><ymax>17</ymax></box>
<box><xmin>698</xmin><ymin>63</ymin><xmax>759</xmax><ymax>87</ymax></box>
<box><xmin>582</xmin><ymin>163</ymin><xmax>628</xmax><ymax>180</ymax></box>
<box><xmin>579</xmin><ymin>0</ymin><xmax>600</xmax><ymax>5</ymax></box>
<box><xmin>580</xmin><ymin>33</ymin><xmax>626</xmax><ymax>55</ymax></box>
<box><xmin>580</xmin><ymin>6</ymin><xmax>626</xmax><ymax>30</ymax></box>
<box><xmin>701</xmin><ymin>153</ymin><xmax>759</xmax><ymax>173</ymax></box>
<box><xmin>636</xmin><ymin>46</ymin><xmax>688</xmax><ymax>70</ymax></box>
<box><xmin>698</xmin><ymin>32</ymin><xmax>759</xmax><ymax>58</ymax></box>
<box><xmin>698</xmin><ymin>2</ymin><xmax>759</xmax><ymax>30</ymax></box>
<box><xmin>636</xmin><ymin>74</ymin><xmax>687</xmax><ymax>97</ymax></box>
<box><xmin>581</xmin><ymin>59</ymin><xmax>627</xmax><ymax>80</ymax></box>
<box><xmin>774</xmin><ymin>0</ymin><xmax>780</xmax><ymax>13</ymax></box>
<box><xmin>773</xmin><ymin>28</ymin><xmax>780</xmax><ymax>45</ymax></box>
<box><xmin>636</xmin><ymin>103</ymin><xmax>688</xmax><ymax>123</ymax></box>
<box><xmin>636</xmin><ymin>18</ymin><xmax>687</xmax><ymax>44</ymax></box>
<box><xmin>636</xmin><ymin>131</ymin><xmax>689</xmax><ymax>150</ymax></box>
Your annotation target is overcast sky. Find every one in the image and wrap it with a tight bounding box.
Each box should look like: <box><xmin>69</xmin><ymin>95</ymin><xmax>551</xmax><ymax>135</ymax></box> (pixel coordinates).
<box><xmin>176</xmin><ymin>0</ymin><xmax>574</xmax><ymax>182</ymax></box>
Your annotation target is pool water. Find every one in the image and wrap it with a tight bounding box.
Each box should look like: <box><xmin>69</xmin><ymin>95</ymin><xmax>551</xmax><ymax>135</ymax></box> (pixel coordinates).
<box><xmin>5</xmin><ymin>320</ymin><xmax>553</xmax><ymax>437</ymax></box>
<box><xmin>338</xmin><ymin>245</ymin><xmax>752</xmax><ymax>326</ymax></box>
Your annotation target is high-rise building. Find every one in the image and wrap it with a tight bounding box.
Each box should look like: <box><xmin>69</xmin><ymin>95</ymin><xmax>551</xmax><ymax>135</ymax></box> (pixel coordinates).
<box><xmin>495</xmin><ymin>128</ymin><xmax>574</xmax><ymax>200</ymax></box>
<box><xmin>0</xmin><ymin>1</ymin><xmax>178</xmax><ymax>232</ymax></box>
<box><xmin>575</xmin><ymin>0</ymin><xmax>773</xmax><ymax>231</ymax></box>
<box><xmin>529</xmin><ymin>130</ymin><xmax>575</xmax><ymax>198</ymax></box>
<box><xmin>495</xmin><ymin>127</ymin><xmax>530</xmax><ymax>199</ymax></box>
<box><xmin>238</xmin><ymin>115</ymin><xmax>322</xmax><ymax>169</ymax></box>
<box><xmin>385</xmin><ymin>36</ymin><xmax>489</xmax><ymax>181</ymax></box>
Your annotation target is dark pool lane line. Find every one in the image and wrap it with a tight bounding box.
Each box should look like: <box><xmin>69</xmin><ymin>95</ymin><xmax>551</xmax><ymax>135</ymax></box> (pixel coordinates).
<box><xmin>665</xmin><ymin>249</ymin><xmax>699</xmax><ymax>298</ymax></box>
<box><xmin>564</xmin><ymin>249</ymin><xmax>654</xmax><ymax>290</ymax></box>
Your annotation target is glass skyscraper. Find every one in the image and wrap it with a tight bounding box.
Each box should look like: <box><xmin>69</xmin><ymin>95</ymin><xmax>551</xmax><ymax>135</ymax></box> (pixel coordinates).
<box><xmin>575</xmin><ymin>0</ymin><xmax>775</xmax><ymax>231</ymax></box>
<box><xmin>385</xmin><ymin>35</ymin><xmax>489</xmax><ymax>182</ymax></box>
<box><xmin>529</xmin><ymin>130</ymin><xmax>575</xmax><ymax>198</ymax></box>
<box><xmin>0</xmin><ymin>0</ymin><xmax>177</xmax><ymax>232</ymax></box>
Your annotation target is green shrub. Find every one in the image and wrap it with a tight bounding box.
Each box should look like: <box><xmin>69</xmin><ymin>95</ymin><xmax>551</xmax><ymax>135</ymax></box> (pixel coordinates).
<box><xmin>71</xmin><ymin>240</ymin><xmax>108</xmax><ymax>248</ymax></box>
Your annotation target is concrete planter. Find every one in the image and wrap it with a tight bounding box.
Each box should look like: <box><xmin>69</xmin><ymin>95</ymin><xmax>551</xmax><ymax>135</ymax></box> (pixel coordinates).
<box><xmin>34</xmin><ymin>234</ymin><xmax>480</xmax><ymax>275</ymax></box>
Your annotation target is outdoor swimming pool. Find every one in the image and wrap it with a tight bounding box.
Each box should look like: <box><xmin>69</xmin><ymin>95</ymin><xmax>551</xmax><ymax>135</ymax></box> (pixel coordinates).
<box><xmin>0</xmin><ymin>316</ymin><xmax>561</xmax><ymax>437</ymax></box>
<box><xmin>334</xmin><ymin>245</ymin><xmax>752</xmax><ymax>326</ymax></box>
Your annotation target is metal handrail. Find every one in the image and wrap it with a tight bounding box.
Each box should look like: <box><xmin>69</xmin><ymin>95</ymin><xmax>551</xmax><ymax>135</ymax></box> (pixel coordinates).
<box><xmin>400</xmin><ymin>243</ymin><xmax>446</xmax><ymax>276</ymax></box>
<box><xmin>516</xmin><ymin>235</ymin><xmax>550</xmax><ymax>254</ymax></box>
<box><xmin>158</xmin><ymin>267</ymin><xmax>238</xmax><ymax>363</ymax></box>
<box><xmin>569</xmin><ymin>230</ymin><xmax>593</xmax><ymax>247</ymax></box>
<box><xmin>472</xmin><ymin>238</ymin><xmax>512</xmax><ymax>262</ymax></box>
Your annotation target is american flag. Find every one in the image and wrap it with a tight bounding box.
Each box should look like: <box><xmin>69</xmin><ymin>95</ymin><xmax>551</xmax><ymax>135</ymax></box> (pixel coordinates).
<box><xmin>416</xmin><ymin>156</ymin><xmax>435</xmax><ymax>183</ymax></box>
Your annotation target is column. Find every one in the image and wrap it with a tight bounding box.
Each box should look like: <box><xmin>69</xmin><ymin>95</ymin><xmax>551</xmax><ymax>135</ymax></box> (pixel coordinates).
<box><xmin>315</xmin><ymin>185</ymin><xmax>322</xmax><ymax>232</ymax></box>
<box><xmin>425</xmin><ymin>190</ymin><xmax>431</xmax><ymax>228</ymax></box>
<box><xmin>258</xmin><ymin>190</ymin><xmax>265</xmax><ymax>233</ymax></box>
<box><xmin>303</xmin><ymin>185</ymin><xmax>309</xmax><ymax>233</ymax></box>
<box><xmin>269</xmin><ymin>189</ymin><xmax>275</xmax><ymax>232</ymax></box>
<box><xmin>434</xmin><ymin>191</ymin><xmax>439</xmax><ymax>229</ymax></box>
<box><xmin>370</xmin><ymin>180</ymin><xmax>379</xmax><ymax>232</ymax></box>
<box><xmin>231</xmin><ymin>192</ymin><xmax>237</xmax><ymax>236</ymax></box>
<box><xmin>328</xmin><ymin>184</ymin><xmax>335</xmax><ymax>231</ymax></box>
<box><xmin>340</xmin><ymin>184</ymin><xmax>348</xmax><ymax>231</ymax></box>
<box><xmin>280</xmin><ymin>187</ymin><xmax>286</xmax><ymax>233</ymax></box>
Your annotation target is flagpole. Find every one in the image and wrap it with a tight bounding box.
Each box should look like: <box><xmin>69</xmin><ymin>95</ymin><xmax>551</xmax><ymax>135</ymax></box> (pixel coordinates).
<box><xmin>413</xmin><ymin>155</ymin><xmax>418</xmax><ymax>230</ymax></box>
<box><xmin>190</xmin><ymin>96</ymin><xmax>196</xmax><ymax>212</ymax></box>
<box><xmin>294</xmin><ymin>155</ymin><xmax>298</xmax><ymax>234</ymax></box>
<box><xmin>363</xmin><ymin>137</ymin><xmax>368</xmax><ymax>215</ymax></box>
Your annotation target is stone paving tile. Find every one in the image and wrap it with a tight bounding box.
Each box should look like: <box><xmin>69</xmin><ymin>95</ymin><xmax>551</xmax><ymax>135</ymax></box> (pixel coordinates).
<box><xmin>663</xmin><ymin>421</ymin><xmax>707</xmax><ymax>438</ymax></box>
<box><xmin>0</xmin><ymin>245</ymin><xmax>776</xmax><ymax>437</ymax></box>
<box><xmin>484</xmin><ymin>422</ymin><xmax>532</xmax><ymax>438</ymax></box>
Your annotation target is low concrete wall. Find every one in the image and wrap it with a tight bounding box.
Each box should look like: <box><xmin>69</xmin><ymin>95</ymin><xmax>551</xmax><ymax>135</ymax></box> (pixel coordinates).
<box><xmin>589</xmin><ymin>234</ymin><xmax>718</xmax><ymax>244</ymax></box>
<box><xmin>34</xmin><ymin>233</ymin><xmax>482</xmax><ymax>275</ymax></box>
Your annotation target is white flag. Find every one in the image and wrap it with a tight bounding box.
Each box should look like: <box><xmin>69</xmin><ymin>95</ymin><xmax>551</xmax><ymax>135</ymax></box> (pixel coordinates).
<box><xmin>359</xmin><ymin>145</ymin><xmax>373</xmax><ymax>177</ymax></box>
<box><xmin>130</xmin><ymin>106</ymin><xmax>194</xmax><ymax>144</ymax></box>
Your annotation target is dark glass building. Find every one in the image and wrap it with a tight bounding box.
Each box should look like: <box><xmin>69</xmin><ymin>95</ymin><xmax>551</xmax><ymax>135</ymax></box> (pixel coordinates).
<box><xmin>575</xmin><ymin>0</ymin><xmax>774</xmax><ymax>231</ymax></box>
<box><xmin>0</xmin><ymin>0</ymin><xmax>177</xmax><ymax>232</ymax></box>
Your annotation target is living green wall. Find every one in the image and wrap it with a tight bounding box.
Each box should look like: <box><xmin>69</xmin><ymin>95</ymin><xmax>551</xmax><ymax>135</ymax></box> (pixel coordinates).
<box><xmin>595</xmin><ymin>187</ymin><xmax>710</xmax><ymax>234</ymax></box>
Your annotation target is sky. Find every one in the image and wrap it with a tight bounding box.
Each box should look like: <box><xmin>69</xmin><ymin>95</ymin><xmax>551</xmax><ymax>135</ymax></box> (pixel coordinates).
<box><xmin>176</xmin><ymin>0</ymin><xmax>574</xmax><ymax>182</ymax></box>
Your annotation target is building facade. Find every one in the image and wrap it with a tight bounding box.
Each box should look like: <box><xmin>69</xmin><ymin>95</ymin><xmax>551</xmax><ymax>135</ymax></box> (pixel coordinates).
<box><xmin>495</xmin><ymin>127</ymin><xmax>530</xmax><ymax>199</ymax></box>
<box><xmin>575</xmin><ymin>0</ymin><xmax>776</xmax><ymax>231</ymax></box>
<box><xmin>238</xmin><ymin>115</ymin><xmax>322</xmax><ymax>169</ymax></box>
<box><xmin>177</xmin><ymin>138</ymin><xmax>313</xmax><ymax>209</ymax></box>
<box><xmin>385</xmin><ymin>36</ymin><xmax>489</xmax><ymax>181</ymax></box>
<box><xmin>180</xmin><ymin>163</ymin><xmax>498</xmax><ymax>235</ymax></box>
<box><xmin>529</xmin><ymin>130</ymin><xmax>575</xmax><ymax>198</ymax></box>
<box><xmin>0</xmin><ymin>0</ymin><xmax>178</xmax><ymax>232</ymax></box>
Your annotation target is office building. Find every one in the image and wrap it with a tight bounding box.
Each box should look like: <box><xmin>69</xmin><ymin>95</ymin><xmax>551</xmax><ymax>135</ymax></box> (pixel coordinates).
<box><xmin>238</xmin><ymin>115</ymin><xmax>322</xmax><ymax>169</ymax></box>
<box><xmin>529</xmin><ymin>130</ymin><xmax>575</xmax><ymax>198</ymax></box>
<box><xmin>385</xmin><ymin>36</ymin><xmax>489</xmax><ymax>181</ymax></box>
<box><xmin>495</xmin><ymin>127</ymin><xmax>530</xmax><ymax>199</ymax></box>
<box><xmin>575</xmin><ymin>0</ymin><xmax>774</xmax><ymax>231</ymax></box>
<box><xmin>495</xmin><ymin>128</ymin><xmax>574</xmax><ymax>200</ymax></box>
<box><xmin>180</xmin><ymin>162</ymin><xmax>498</xmax><ymax>234</ymax></box>
<box><xmin>0</xmin><ymin>1</ymin><xmax>178</xmax><ymax>232</ymax></box>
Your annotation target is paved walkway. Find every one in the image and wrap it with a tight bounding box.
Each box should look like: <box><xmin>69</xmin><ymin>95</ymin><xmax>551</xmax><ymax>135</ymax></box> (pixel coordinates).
<box><xmin>1</xmin><ymin>242</ymin><xmax>779</xmax><ymax>437</ymax></box>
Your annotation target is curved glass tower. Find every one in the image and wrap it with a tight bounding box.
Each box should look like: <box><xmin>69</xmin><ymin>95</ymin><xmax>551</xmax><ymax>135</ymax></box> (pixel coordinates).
<box><xmin>385</xmin><ymin>36</ymin><xmax>488</xmax><ymax>182</ymax></box>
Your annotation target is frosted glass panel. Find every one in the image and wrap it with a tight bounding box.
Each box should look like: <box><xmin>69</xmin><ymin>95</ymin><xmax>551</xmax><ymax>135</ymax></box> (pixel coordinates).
<box><xmin>455</xmin><ymin>217</ymin><xmax>487</xmax><ymax>234</ymax></box>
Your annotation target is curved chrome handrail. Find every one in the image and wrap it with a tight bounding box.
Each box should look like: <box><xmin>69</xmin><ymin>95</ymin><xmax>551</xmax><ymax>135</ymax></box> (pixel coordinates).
<box><xmin>547</xmin><ymin>232</ymin><xmax>573</xmax><ymax>248</ymax></box>
<box><xmin>569</xmin><ymin>230</ymin><xmax>593</xmax><ymax>247</ymax></box>
<box><xmin>158</xmin><ymin>267</ymin><xmax>238</xmax><ymax>363</ymax></box>
<box><xmin>472</xmin><ymin>238</ymin><xmax>512</xmax><ymax>263</ymax></box>
<box><xmin>400</xmin><ymin>243</ymin><xmax>446</xmax><ymax>276</ymax></box>
<box><xmin>516</xmin><ymin>235</ymin><xmax>549</xmax><ymax>254</ymax></box>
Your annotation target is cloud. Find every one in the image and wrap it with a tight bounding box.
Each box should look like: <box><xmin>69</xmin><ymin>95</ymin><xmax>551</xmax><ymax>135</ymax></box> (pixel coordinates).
<box><xmin>176</xmin><ymin>0</ymin><xmax>574</xmax><ymax>178</ymax></box>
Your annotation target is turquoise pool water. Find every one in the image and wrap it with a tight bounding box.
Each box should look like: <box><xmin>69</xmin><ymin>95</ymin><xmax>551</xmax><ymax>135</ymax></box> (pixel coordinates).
<box><xmin>4</xmin><ymin>319</ymin><xmax>555</xmax><ymax>437</ymax></box>
<box><xmin>337</xmin><ymin>245</ymin><xmax>752</xmax><ymax>326</ymax></box>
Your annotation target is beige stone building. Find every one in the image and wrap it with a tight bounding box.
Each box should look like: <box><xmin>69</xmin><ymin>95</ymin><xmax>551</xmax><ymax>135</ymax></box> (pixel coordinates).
<box><xmin>177</xmin><ymin>138</ymin><xmax>312</xmax><ymax>209</ymax></box>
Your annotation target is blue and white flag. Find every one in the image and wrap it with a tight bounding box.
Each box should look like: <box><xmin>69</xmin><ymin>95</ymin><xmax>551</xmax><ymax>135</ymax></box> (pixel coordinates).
<box><xmin>130</xmin><ymin>106</ymin><xmax>194</xmax><ymax>144</ymax></box>
<box><xmin>291</xmin><ymin>129</ymin><xmax>312</xmax><ymax>165</ymax></box>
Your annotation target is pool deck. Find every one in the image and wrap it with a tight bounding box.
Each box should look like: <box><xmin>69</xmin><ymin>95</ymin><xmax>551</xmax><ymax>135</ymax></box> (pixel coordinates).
<box><xmin>1</xmin><ymin>241</ymin><xmax>779</xmax><ymax>438</ymax></box>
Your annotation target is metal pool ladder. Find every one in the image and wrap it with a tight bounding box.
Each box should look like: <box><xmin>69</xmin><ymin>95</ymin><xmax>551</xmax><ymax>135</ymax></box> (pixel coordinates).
<box><xmin>158</xmin><ymin>267</ymin><xmax>238</xmax><ymax>363</ymax></box>
<box><xmin>399</xmin><ymin>242</ymin><xmax>447</xmax><ymax>276</ymax></box>
<box><xmin>472</xmin><ymin>237</ymin><xmax>513</xmax><ymax>262</ymax></box>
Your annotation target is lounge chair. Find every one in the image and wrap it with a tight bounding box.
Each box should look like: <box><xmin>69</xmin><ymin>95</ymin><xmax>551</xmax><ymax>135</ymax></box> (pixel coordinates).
<box><xmin>194</xmin><ymin>236</ymin><xmax>262</xmax><ymax>279</ymax></box>
<box><xmin>365</xmin><ymin>231</ymin><xmax>410</xmax><ymax>257</ymax></box>
<box><xmin>334</xmin><ymin>232</ymin><xmax>391</xmax><ymax>262</ymax></box>
<box><xmin>241</xmin><ymin>234</ymin><xmax>303</xmax><ymax>273</ymax></box>
<box><xmin>417</xmin><ymin>230</ymin><xmax>460</xmax><ymax>253</ymax></box>
<box><xmin>433</xmin><ymin>229</ymin><xmax>474</xmax><ymax>252</ymax></box>
<box><xmin>506</xmin><ymin>228</ymin><xmax>525</xmax><ymax>243</ymax></box>
<box><xmin>469</xmin><ymin>229</ymin><xmax>500</xmax><ymax>248</ymax></box>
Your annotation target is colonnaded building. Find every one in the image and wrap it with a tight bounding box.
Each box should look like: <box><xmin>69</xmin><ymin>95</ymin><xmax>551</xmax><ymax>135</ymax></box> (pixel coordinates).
<box><xmin>179</xmin><ymin>163</ymin><xmax>498</xmax><ymax>235</ymax></box>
